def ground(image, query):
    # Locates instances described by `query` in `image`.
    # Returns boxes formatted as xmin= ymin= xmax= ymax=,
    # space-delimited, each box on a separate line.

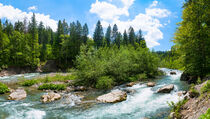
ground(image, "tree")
xmin=137 ymin=29 xmax=147 ymax=48
xmin=115 ymin=32 xmax=122 ymax=48
xmin=93 ymin=20 xmax=104 ymax=48
xmin=112 ymin=24 xmax=118 ymax=44
xmin=173 ymin=0 xmax=210 ymax=80
xmin=28 ymin=13 xmax=40 ymax=67
xmin=53 ymin=20 xmax=64 ymax=60
xmin=128 ymin=27 xmax=135 ymax=45
xmin=62 ymin=19 xmax=69 ymax=35
xmin=105 ymin=25 xmax=111 ymax=47
xmin=14 ymin=21 xmax=24 ymax=32
xmin=123 ymin=30 xmax=128 ymax=45
xmin=82 ymin=23 xmax=89 ymax=44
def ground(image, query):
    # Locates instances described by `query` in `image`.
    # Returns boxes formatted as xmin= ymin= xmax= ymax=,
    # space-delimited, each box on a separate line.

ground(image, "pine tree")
xmin=128 ymin=27 xmax=135 ymax=45
xmin=14 ymin=21 xmax=24 ymax=32
xmin=105 ymin=25 xmax=111 ymax=47
xmin=82 ymin=23 xmax=89 ymax=44
xmin=112 ymin=24 xmax=118 ymax=44
xmin=28 ymin=13 xmax=40 ymax=67
xmin=93 ymin=20 xmax=104 ymax=48
xmin=137 ymin=29 xmax=147 ymax=48
xmin=62 ymin=19 xmax=69 ymax=35
xmin=123 ymin=30 xmax=128 ymax=45
xmin=115 ymin=32 xmax=122 ymax=48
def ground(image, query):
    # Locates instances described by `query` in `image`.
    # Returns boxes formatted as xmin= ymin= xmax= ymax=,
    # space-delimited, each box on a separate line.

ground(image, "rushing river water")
xmin=0 ymin=68 xmax=189 ymax=119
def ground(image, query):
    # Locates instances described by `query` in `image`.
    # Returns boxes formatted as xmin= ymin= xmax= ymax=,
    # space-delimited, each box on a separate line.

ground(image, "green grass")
xmin=38 ymin=83 xmax=66 ymax=90
xmin=0 ymin=82 xmax=10 ymax=94
xmin=19 ymin=74 xmax=77 ymax=87
xmin=201 ymin=80 xmax=210 ymax=94
xmin=199 ymin=108 xmax=210 ymax=119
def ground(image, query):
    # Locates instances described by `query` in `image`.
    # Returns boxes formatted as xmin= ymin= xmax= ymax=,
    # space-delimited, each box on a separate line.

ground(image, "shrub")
xmin=38 ymin=83 xmax=66 ymax=90
xmin=201 ymin=80 xmax=210 ymax=94
xmin=96 ymin=76 xmax=114 ymax=89
xmin=136 ymin=73 xmax=147 ymax=80
xmin=21 ymin=79 xmax=37 ymax=86
xmin=199 ymin=108 xmax=210 ymax=119
xmin=168 ymin=99 xmax=188 ymax=119
xmin=75 ymin=45 xmax=159 ymax=87
xmin=0 ymin=82 xmax=10 ymax=94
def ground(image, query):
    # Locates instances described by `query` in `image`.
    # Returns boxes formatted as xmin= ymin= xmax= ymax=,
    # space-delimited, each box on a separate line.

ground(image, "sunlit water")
xmin=0 ymin=68 xmax=189 ymax=119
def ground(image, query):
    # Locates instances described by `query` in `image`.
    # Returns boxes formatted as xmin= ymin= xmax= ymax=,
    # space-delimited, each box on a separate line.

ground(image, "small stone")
xmin=97 ymin=90 xmax=127 ymax=103
xmin=157 ymin=84 xmax=174 ymax=93
xmin=126 ymin=82 xmax=136 ymax=87
xmin=147 ymin=82 xmax=156 ymax=87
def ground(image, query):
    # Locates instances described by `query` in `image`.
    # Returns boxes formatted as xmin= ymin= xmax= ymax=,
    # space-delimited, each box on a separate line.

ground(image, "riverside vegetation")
xmin=0 ymin=0 xmax=209 ymax=118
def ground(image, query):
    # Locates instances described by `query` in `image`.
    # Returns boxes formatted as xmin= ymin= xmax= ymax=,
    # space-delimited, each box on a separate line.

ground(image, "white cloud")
xmin=28 ymin=6 xmax=37 ymax=11
xmin=149 ymin=0 xmax=158 ymax=8
xmin=0 ymin=3 xmax=57 ymax=31
xmin=90 ymin=0 xmax=171 ymax=48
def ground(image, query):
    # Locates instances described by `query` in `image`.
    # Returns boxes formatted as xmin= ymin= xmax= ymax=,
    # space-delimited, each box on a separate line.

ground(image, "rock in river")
xmin=97 ymin=90 xmax=127 ymax=103
xmin=147 ymin=82 xmax=156 ymax=87
xmin=41 ymin=92 xmax=61 ymax=103
xmin=157 ymin=84 xmax=174 ymax=93
xmin=126 ymin=82 xmax=136 ymax=87
xmin=170 ymin=71 xmax=176 ymax=75
xmin=8 ymin=88 xmax=27 ymax=100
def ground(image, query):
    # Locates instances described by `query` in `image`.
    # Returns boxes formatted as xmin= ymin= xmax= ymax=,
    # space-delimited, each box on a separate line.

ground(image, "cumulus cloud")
xmin=0 ymin=3 xmax=57 ymax=31
xmin=90 ymin=0 xmax=171 ymax=48
xmin=28 ymin=6 xmax=37 ymax=11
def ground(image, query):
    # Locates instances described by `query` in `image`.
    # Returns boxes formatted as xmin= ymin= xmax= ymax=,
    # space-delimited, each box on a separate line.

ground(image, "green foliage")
xmin=38 ymin=83 xmax=66 ymax=90
xmin=75 ymin=45 xmax=159 ymax=87
xmin=93 ymin=20 xmax=104 ymax=48
xmin=173 ymin=0 xmax=210 ymax=79
xmin=201 ymin=80 xmax=210 ymax=94
xmin=190 ymin=84 xmax=200 ymax=97
xmin=0 ymin=82 xmax=10 ymax=94
xmin=199 ymin=108 xmax=210 ymax=119
xmin=168 ymin=99 xmax=188 ymax=119
xmin=21 ymin=79 xmax=37 ymax=86
xmin=96 ymin=76 xmax=114 ymax=89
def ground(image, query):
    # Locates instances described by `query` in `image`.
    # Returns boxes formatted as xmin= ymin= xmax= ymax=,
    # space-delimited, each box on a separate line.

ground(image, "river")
xmin=0 ymin=68 xmax=189 ymax=119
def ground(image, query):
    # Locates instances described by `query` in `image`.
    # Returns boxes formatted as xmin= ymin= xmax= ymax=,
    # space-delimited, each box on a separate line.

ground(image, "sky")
xmin=0 ymin=0 xmax=185 ymax=51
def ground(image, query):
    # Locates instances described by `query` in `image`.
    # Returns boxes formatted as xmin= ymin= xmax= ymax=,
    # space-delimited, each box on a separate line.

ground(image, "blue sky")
xmin=0 ymin=0 xmax=184 ymax=51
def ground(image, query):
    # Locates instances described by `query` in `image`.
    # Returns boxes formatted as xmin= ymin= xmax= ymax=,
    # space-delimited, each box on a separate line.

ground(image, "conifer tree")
xmin=112 ymin=24 xmax=118 ymax=44
xmin=93 ymin=20 xmax=104 ymax=48
xmin=105 ymin=25 xmax=111 ymax=47
xmin=82 ymin=23 xmax=89 ymax=44
xmin=123 ymin=30 xmax=128 ymax=45
xmin=128 ymin=27 xmax=135 ymax=45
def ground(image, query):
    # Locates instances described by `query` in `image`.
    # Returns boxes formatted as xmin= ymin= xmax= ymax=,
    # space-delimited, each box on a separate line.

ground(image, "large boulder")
xmin=157 ymin=84 xmax=174 ymax=93
xmin=41 ymin=60 xmax=58 ymax=72
xmin=147 ymin=82 xmax=156 ymax=87
xmin=97 ymin=90 xmax=127 ymax=103
xmin=8 ymin=88 xmax=27 ymax=100
xmin=41 ymin=92 xmax=61 ymax=103
xmin=180 ymin=72 xmax=198 ymax=84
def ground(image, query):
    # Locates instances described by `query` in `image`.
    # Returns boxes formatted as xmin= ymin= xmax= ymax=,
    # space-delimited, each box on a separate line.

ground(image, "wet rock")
xmin=124 ymin=89 xmax=136 ymax=94
xmin=41 ymin=92 xmax=61 ymax=103
xmin=188 ymin=90 xmax=199 ymax=98
xmin=169 ymin=112 xmax=176 ymax=119
xmin=177 ymin=91 xmax=187 ymax=96
xmin=97 ymin=90 xmax=127 ymax=103
xmin=126 ymin=82 xmax=136 ymax=87
xmin=8 ymin=88 xmax=27 ymax=100
xmin=74 ymin=86 xmax=87 ymax=91
xmin=170 ymin=71 xmax=176 ymax=75
xmin=147 ymin=82 xmax=156 ymax=87
xmin=157 ymin=84 xmax=174 ymax=93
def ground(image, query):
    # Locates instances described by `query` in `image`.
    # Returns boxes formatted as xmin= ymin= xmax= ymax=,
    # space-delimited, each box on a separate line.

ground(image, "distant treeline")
xmin=0 ymin=13 xmax=146 ymax=70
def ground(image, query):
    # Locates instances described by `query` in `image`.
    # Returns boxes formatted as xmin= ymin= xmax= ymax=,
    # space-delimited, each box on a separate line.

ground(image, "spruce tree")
xmin=112 ymin=24 xmax=118 ymax=44
xmin=28 ymin=13 xmax=40 ymax=67
xmin=93 ymin=20 xmax=104 ymax=48
xmin=123 ymin=30 xmax=128 ymax=45
xmin=82 ymin=23 xmax=89 ymax=44
xmin=105 ymin=25 xmax=111 ymax=47
xmin=128 ymin=27 xmax=135 ymax=45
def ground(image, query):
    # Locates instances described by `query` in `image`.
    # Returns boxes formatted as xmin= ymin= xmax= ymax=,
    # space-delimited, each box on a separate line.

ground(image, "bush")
xmin=21 ymin=79 xmax=37 ymax=86
xmin=168 ymin=99 xmax=188 ymax=119
xmin=75 ymin=45 xmax=159 ymax=87
xmin=0 ymin=82 xmax=10 ymax=94
xmin=199 ymin=108 xmax=210 ymax=119
xmin=201 ymin=80 xmax=210 ymax=94
xmin=96 ymin=76 xmax=114 ymax=89
xmin=38 ymin=83 xmax=66 ymax=90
